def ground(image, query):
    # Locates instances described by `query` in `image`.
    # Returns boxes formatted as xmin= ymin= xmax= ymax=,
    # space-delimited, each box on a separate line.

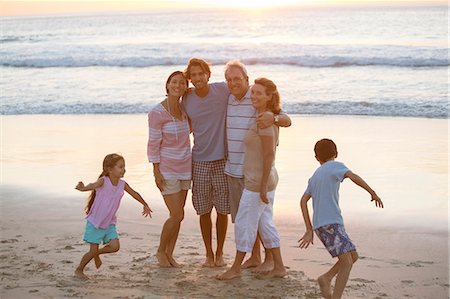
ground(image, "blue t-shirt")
xmin=182 ymin=82 xmax=229 ymax=162
xmin=305 ymin=160 xmax=350 ymax=229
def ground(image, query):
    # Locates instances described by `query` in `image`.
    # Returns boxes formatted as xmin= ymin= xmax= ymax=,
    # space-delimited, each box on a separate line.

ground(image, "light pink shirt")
xmin=86 ymin=176 xmax=125 ymax=229
xmin=147 ymin=103 xmax=191 ymax=180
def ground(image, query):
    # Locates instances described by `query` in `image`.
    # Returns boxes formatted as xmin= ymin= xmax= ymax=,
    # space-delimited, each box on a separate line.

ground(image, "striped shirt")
xmin=147 ymin=103 xmax=192 ymax=180
xmin=225 ymin=89 xmax=256 ymax=178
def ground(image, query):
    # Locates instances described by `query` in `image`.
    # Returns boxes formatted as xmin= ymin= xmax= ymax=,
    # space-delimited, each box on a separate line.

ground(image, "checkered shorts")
xmin=315 ymin=223 xmax=356 ymax=258
xmin=192 ymin=159 xmax=230 ymax=215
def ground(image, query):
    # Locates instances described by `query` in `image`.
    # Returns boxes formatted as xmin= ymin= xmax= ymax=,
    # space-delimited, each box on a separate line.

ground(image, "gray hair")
xmin=224 ymin=60 xmax=248 ymax=79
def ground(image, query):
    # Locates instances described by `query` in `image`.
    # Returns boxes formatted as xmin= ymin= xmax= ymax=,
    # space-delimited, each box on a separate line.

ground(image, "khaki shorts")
xmin=161 ymin=179 xmax=191 ymax=195
xmin=227 ymin=175 xmax=244 ymax=223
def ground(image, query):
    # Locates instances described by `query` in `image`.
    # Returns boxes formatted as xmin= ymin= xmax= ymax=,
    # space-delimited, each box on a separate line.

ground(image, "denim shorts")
xmin=315 ymin=223 xmax=356 ymax=258
xmin=83 ymin=221 xmax=118 ymax=245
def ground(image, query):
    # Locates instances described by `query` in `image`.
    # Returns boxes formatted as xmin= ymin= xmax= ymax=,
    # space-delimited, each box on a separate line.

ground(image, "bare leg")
xmin=261 ymin=247 xmax=287 ymax=278
xmin=331 ymin=252 xmax=358 ymax=299
xmin=242 ymin=233 xmax=262 ymax=269
xmin=216 ymin=251 xmax=246 ymax=280
xmin=74 ymin=243 xmax=99 ymax=280
xmin=319 ymin=251 xmax=358 ymax=299
xmin=200 ymin=212 xmax=215 ymax=267
xmin=215 ymin=212 xmax=228 ymax=267
xmin=162 ymin=191 xmax=187 ymax=268
xmin=252 ymin=247 xmax=274 ymax=273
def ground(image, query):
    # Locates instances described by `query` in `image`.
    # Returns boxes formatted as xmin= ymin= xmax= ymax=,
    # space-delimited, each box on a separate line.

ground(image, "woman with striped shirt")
xmin=147 ymin=71 xmax=191 ymax=268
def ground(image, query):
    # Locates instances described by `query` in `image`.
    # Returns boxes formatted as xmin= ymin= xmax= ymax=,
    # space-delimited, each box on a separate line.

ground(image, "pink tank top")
xmin=86 ymin=176 xmax=125 ymax=229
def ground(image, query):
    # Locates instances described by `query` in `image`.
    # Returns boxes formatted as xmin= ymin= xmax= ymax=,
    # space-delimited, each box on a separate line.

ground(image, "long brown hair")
xmin=85 ymin=153 xmax=124 ymax=215
xmin=254 ymin=77 xmax=281 ymax=114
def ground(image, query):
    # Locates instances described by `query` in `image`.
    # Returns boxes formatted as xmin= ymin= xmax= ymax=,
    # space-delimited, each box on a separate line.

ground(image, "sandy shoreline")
xmin=1 ymin=114 xmax=448 ymax=298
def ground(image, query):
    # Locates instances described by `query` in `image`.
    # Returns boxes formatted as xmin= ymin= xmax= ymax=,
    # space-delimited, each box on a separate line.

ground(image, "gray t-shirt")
xmin=182 ymin=82 xmax=229 ymax=162
xmin=305 ymin=160 xmax=350 ymax=229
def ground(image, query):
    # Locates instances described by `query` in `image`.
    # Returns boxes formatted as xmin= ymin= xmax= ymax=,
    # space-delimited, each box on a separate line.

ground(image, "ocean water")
xmin=0 ymin=5 xmax=448 ymax=117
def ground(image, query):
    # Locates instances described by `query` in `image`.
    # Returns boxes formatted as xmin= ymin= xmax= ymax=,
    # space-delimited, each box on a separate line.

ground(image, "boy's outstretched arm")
xmin=124 ymin=183 xmax=153 ymax=218
xmin=345 ymin=171 xmax=384 ymax=208
xmin=298 ymin=193 xmax=314 ymax=248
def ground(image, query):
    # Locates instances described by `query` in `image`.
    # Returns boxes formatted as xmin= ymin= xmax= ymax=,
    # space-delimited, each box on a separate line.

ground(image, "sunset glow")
xmin=0 ymin=0 xmax=445 ymax=17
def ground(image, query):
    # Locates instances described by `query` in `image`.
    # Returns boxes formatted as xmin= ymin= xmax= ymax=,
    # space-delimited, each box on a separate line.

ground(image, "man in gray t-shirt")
xmin=182 ymin=58 xmax=230 ymax=267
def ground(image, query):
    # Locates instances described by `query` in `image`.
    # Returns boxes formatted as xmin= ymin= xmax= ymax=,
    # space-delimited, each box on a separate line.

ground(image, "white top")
xmin=225 ymin=89 xmax=256 ymax=178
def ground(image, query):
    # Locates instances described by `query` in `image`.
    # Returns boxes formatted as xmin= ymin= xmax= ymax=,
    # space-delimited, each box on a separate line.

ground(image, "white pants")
xmin=234 ymin=189 xmax=280 ymax=253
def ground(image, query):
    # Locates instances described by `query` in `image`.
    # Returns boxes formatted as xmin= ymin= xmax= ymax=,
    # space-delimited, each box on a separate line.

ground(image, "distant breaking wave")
xmin=2 ymin=100 xmax=447 ymax=118
xmin=1 ymin=55 xmax=448 ymax=68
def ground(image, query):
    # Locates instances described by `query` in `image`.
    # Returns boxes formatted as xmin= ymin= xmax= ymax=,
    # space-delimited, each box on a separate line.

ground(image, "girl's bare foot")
xmin=252 ymin=260 xmax=274 ymax=273
xmin=216 ymin=268 xmax=241 ymax=280
xmin=318 ymin=275 xmax=332 ymax=299
xmin=156 ymin=252 xmax=172 ymax=267
xmin=94 ymin=255 xmax=102 ymax=269
xmin=215 ymin=255 xmax=226 ymax=267
xmin=242 ymin=256 xmax=261 ymax=269
xmin=74 ymin=269 xmax=89 ymax=280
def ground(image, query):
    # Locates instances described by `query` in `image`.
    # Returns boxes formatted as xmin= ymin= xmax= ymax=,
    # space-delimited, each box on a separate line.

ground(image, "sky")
xmin=0 ymin=0 xmax=446 ymax=17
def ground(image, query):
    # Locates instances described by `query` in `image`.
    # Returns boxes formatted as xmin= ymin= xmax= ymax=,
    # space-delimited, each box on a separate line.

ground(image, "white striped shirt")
xmin=225 ymin=90 xmax=256 ymax=178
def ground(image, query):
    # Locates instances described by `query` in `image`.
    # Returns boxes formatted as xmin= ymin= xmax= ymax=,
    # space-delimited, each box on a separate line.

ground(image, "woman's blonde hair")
xmin=254 ymin=77 xmax=281 ymax=114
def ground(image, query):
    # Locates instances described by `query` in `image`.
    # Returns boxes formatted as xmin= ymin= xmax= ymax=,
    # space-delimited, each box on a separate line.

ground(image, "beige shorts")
xmin=161 ymin=179 xmax=191 ymax=195
xmin=227 ymin=175 xmax=244 ymax=223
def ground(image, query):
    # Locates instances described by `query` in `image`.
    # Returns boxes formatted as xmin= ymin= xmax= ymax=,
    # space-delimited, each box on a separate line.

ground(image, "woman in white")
xmin=217 ymin=77 xmax=287 ymax=280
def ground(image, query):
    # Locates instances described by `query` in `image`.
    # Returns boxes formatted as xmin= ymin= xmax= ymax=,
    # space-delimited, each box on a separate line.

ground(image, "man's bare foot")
xmin=74 ymin=269 xmax=89 ymax=280
xmin=202 ymin=255 xmax=215 ymax=268
xmin=252 ymin=260 xmax=274 ymax=273
xmin=215 ymin=255 xmax=226 ymax=267
xmin=216 ymin=268 xmax=241 ymax=280
xmin=94 ymin=255 xmax=102 ymax=269
xmin=242 ymin=256 xmax=261 ymax=269
xmin=318 ymin=275 xmax=332 ymax=299
xmin=258 ymin=267 xmax=288 ymax=279
xmin=156 ymin=252 xmax=172 ymax=268
xmin=167 ymin=256 xmax=183 ymax=268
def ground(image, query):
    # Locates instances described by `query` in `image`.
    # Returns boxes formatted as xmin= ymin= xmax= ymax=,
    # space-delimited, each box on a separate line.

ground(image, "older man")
xmin=224 ymin=60 xmax=291 ymax=272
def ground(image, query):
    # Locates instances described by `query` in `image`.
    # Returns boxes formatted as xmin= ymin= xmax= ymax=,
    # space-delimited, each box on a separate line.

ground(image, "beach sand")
xmin=1 ymin=114 xmax=448 ymax=298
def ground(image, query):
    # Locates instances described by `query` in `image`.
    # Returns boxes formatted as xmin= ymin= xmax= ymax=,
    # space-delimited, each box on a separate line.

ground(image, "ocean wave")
xmin=2 ymin=100 xmax=447 ymax=118
xmin=1 ymin=55 xmax=448 ymax=68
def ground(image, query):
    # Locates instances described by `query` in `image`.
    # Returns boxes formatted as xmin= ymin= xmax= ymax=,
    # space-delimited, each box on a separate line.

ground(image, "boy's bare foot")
xmin=167 ymin=256 xmax=183 ymax=268
xmin=156 ymin=252 xmax=172 ymax=268
xmin=202 ymin=255 xmax=215 ymax=268
xmin=74 ymin=269 xmax=89 ymax=280
xmin=94 ymin=255 xmax=102 ymax=269
xmin=318 ymin=275 xmax=332 ymax=299
xmin=252 ymin=260 xmax=274 ymax=273
xmin=216 ymin=268 xmax=241 ymax=280
xmin=242 ymin=256 xmax=261 ymax=269
xmin=215 ymin=255 xmax=226 ymax=267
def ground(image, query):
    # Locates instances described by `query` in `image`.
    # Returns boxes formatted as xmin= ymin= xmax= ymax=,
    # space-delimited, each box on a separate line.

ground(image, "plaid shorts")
xmin=315 ymin=223 xmax=356 ymax=258
xmin=192 ymin=159 xmax=230 ymax=215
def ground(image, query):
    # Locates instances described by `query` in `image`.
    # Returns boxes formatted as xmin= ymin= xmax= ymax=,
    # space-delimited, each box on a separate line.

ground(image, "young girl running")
xmin=74 ymin=153 xmax=152 ymax=280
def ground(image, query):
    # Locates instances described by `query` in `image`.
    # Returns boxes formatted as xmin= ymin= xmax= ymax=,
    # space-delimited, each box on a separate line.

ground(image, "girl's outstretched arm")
xmin=124 ymin=183 xmax=153 ymax=218
xmin=75 ymin=177 xmax=104 ymax=192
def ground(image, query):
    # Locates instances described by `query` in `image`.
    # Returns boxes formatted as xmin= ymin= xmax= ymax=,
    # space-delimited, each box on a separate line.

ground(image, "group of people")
xmin=74 ymin=58 xmax=383 ymax=299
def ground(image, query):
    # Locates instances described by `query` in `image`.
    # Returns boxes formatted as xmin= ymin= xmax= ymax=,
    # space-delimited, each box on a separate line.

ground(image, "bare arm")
xmin=152 ymin=163 xmax=164 ymax=192
xmin=298 ymin=193 xmax=314 ymax=248
xmin=124 ymin=183 xmax=153 ymax=218
xmin=75 ymin=177 xmax=104 ymax=192
xmin=257 ymin=111 xmax=292 ymax=129
xmin=345 ymin=171 xmax=384 ymax=208
xmin=259 ymin=134 xmax=276 ymax=204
